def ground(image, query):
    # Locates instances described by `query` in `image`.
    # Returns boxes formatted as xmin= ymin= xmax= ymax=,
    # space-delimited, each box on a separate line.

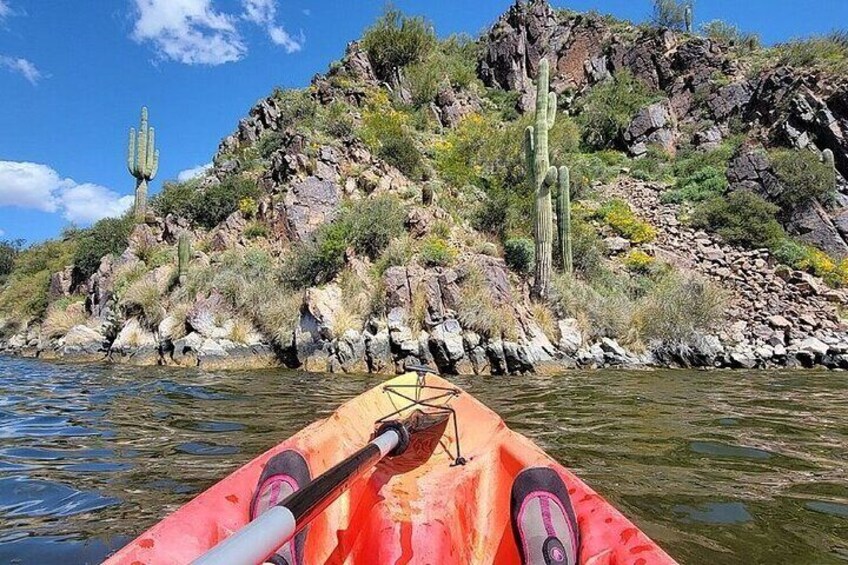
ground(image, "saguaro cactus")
xmin=526 ymin=59 xmax=560 ymax=300
xmin=128 ymin=107 xmax=159 ymax=221
xmin=823 ymin=148 xmax=837 ymax=190
xmin=684 ymin=5 xmax=693 ymax=33
xmin=178 ymin=232 xmax=190 ymax=286
xmin=557 ymin=166 xmax=573 ymax=275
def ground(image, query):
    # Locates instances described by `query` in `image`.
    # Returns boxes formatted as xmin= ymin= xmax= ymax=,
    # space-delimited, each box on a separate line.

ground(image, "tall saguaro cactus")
xmin=526 ymin=59 xmax=561 ymax=300
xmin=128 ymin=107 xmax=159 ymax=221
xmin=823 ymin=148 xmax=838 ymax=192
xmin=684 ymin=5 xmax=693 ymax=33
xmin=178 ymin=232 xmax=190 ymax=286
xmin=557 ymin=166 xmax=573 ymax=275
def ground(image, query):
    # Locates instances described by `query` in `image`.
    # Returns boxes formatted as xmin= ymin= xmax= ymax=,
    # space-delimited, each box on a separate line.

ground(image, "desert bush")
xmin=651 ymin=0 xmax=692 ymax=31
xmin=634 ymin=272 xmax=726 ymax=343
xmin=772 ymin=238 xmax=848 ymax=287
xmin=191 ymin=175 xmax=261 ymax=229
xmin=770 ymin=148 xmax=835 ymax=210
xmin=319 ymin=101 xmax=355 ymax=138
xmin=255 ymin=289 xmax=303 ymax=347
xmin=623 ymin=249 xmax=656 ymax=273
xmin=595 ymin=199 xmax=657 ymax=243
xmin=661 ymin=165 xmax=727 ymax=204
xmin=270 ymin=88 xmax=318 ymax=131
xmin=238 ymin=197 xmax=258 ymax=218
xmin=407 ymin=35 xmax=481 ymax=106
xmin=73 ymin=215 xmax=135 ymax=280
xmin=774 ymin=31 xmax=848 ymax=75
xmin=360 ymin=91 xmax=422 ymax=178
xmin=152 ymin=179 xmax=196 ymax=219
xmin=571 ymin=216 xmax=606 ymax=277
xmin=701 ymin=20 xmax=760 ymax=52
xmin=457 ymin=267 xmax=515 ymax=338
xmin=577 ymin=71 xmax=660 ymax=150
xmin=503 ymin=238 xmax=535 ymax=276
xmin=361 ymin=8 xmax=436 ymax=82
xmin=375 ymin=235 xmax=414 ymax=275
xmin=244 ymin=222 xmax=270 ymax=240
xmin=692 ymin=190 xmax=784 ymax=248
xmin=550 ymin=273 xmax=634 ymax=341
xmin=42 ymin=300 xmax=87 ymax=339
xmin=256 ymin=131 xmax=286 ymax=159
xmin=120 ymin=275 xmax=166 ymax=330
xmin=283 ymin=196 xmax=406 ymax=287
xmin=0 ymin=239 xmax=23 ymax=283
xmin=420 ymin=236 xmax=457 ymax=267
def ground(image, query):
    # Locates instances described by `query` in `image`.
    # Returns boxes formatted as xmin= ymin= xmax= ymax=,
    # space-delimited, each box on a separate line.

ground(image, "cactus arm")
xmin=545 ymin=166 xmax=558 ymax=187
xmin=557 ymin=166 xmax=572 ymax=275
xmin=178 ymin=232 xmax=191 ymax=285
xmin=128 ymin=128 xmax=136 ymax=175
xmin=137 ymin=123 xmax=148 ymax=179
xmin=547 ymin=91 xmax=557 ymax=130
xmin=525 ymin=125 xmax=535 ymax=177
xmin=144 ymin=127 xmax=155 ymax=178
xmin=150 ymin=149 xmax=160 ymax=180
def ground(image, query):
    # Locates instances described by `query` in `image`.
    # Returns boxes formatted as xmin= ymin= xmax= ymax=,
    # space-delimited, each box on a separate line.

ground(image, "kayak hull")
xmin=106 ymin=374 xmax=677 ymax=564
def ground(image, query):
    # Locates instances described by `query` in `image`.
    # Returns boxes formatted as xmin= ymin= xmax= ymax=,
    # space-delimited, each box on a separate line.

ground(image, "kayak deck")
xmin=107 ymin=373 xmax=677 ymax=564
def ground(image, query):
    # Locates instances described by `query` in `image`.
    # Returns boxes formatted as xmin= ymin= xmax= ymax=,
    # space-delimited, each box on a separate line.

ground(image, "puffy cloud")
xmin=131 ymin=0 xmax=246 ymax=65
xmin=0 ymin=1 xmax=10 ymax=20
xmin=176 ymin=162 xmax=212 ymax=182
xmin=242 ymin=0 xmax=303 ymax=53
xmin=0 ymin=56 xmax=42 ymax=84
xmin=0 ymin=161 xmax=132 ymax=225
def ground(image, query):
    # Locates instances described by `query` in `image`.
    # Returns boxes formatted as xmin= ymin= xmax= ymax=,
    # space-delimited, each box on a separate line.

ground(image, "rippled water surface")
xmin=0 ymin=357 xmax=846 ymax=564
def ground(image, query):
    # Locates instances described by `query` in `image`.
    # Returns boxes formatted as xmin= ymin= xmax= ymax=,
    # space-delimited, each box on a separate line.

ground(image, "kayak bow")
xmin=106 ymin=372 xmax=677 ymax=564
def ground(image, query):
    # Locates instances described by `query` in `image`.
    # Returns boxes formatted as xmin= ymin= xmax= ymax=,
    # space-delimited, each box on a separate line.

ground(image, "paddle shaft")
xmin=193 ymin=430 xmax=400 ymax=565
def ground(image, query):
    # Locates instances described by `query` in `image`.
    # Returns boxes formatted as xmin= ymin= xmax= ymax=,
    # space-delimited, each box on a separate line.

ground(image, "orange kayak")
xmin=106 ymin=373 xmax=677 ymax=564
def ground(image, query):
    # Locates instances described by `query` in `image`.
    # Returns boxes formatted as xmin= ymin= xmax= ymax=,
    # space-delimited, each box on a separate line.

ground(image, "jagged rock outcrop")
xmin=623 ymin=100 xmax=676 ymax=157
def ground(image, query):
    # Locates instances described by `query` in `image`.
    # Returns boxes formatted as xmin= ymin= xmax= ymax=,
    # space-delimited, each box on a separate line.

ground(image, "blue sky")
xmin=1 ymin=0 xmax=846 ymax=243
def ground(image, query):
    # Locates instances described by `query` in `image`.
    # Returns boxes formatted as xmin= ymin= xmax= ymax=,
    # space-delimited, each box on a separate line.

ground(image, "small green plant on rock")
xmin=420 ymin=236 xmax=457 ymax=267
xmin=503 ymin=238 xmax=535 ymax=276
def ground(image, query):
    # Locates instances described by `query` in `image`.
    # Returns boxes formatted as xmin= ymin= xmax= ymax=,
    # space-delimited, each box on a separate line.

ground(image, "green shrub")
xmin=661 ymin=165 xmax=727 ymax=204
xmin=550 ymin=273 xmax=634 ymax=340
xmin=73 ymin=215 xmax=135 ymax=280
xmin=772 ymin=238 xmax=848 ymax=287
xmin=283 ymin=196 xmax=406 ymax=288
xmin=270 ymin=88 xmax=318 ymax=131
xmin=701 ymin=20 xmax=760 ymax=52
xmin=692 ymin=190 xmax=784 ymax=248
xmin=360 ymin=91 xmax=422 ymax=178
xmin=244 ymin=222 xmax=270 ymax=240
xmin=152 ymin=180 xmax=196 ymax=219
xmin=319 ymin=101 xmax=355 ymax=138
xmin=770 ymin=148 xmax=835 ymax=210
xmin=650 ymin=0 xmax=692 ymax=31
xmin=375 ymin=235 xmax=414 ymax=274
xmin=256 ymin=131 xmax=286 ymax=159
xmin=571 ymin=216 xmax=606 ymax=277
xmin=420 ymin=236 xmax=457 ymax=267
xmin=623 ymin=249 xmax=656 ymax=273
xmin=595 ymin=199 xmax=657 ymax=243
xmin=503 ymin=238 xmax=535 ymax=276
xmin=635 ymin=271 xmax=725 ymax=343
xmin=0 ymin=238 xmax=78 ymax=319
xmin=407 ymin=34 xmax=479 ymax=106
xmin=773 ymin=31 xmax=848 ymax=75
xmin=191 ymin=175 xmax=261 ymax=229
xmin=577 ymin=71 xmax=661 ymax=149
xmin=361 ymin=8 xmax=436 ymax=82
xmin=0 ymin=239 xmax=23 ymax=283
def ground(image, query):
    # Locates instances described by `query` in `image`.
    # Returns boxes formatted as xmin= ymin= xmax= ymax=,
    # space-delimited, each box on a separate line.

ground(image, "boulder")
xmin=283 ymin=177 xmax=341 ymax=242
xmin=110 ymin=318 xmax=159 ymax=365
xmin=623 ymin=100 xmax=676 ymax=157
xmin=557 ymin=318 xmax=583 ymax=355
xmin=428 ymin=319 xmax=465 ymax=372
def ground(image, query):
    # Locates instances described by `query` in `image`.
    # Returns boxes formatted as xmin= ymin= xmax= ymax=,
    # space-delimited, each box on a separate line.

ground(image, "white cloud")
xmin=131 ymin=0 xmax=246 ymax=65
xmin=0 ymin=56 xmax=42 ymax=84
xmin=177 ymin=162 xmax=212 ymax=182
xmin=302 ymin=8 xmax=310 ymax=17
xmin=242 ymin=0 xmax=303 ymax=53
xmin=0 ymin=1 xmax=11 ymax=20
xmin=0 ymin=161 xmax=132 ymax=225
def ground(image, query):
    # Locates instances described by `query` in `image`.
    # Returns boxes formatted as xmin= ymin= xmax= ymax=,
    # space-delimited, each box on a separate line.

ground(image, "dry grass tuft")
xmin=42 ymin=300 xmax=87 ymax=339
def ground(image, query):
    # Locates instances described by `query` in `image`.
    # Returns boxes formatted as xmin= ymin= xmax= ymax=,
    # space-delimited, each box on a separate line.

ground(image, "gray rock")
xmin=623 ymin=100 xmax=676 ymax=157
xmin=283 ymin=177 xmax=341 ymax=242
xmin=604 ymin=236 xmax=631 ymax=254
xmin=557 ymin=318 xmax=583 ymax=355
xmin=429 ymin=320 xmax=465 ymax=371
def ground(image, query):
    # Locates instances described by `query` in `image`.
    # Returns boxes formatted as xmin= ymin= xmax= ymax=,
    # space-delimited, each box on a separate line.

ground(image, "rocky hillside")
xmin=2 ymin=0 xmax=848 ymax=374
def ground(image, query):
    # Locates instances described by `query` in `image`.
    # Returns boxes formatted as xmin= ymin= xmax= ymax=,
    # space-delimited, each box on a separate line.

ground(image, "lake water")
xmin=0 ymin=357 xmax=845 ymax=564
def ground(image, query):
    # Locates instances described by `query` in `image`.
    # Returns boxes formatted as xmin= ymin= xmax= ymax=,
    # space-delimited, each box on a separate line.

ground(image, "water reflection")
xmin=0 ymin=359 xmax=845 ymax=564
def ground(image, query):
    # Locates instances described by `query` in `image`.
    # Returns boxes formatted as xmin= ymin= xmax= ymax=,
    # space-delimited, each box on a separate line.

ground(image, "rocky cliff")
xmin=3 ymin=0 xmax=848 ymax=373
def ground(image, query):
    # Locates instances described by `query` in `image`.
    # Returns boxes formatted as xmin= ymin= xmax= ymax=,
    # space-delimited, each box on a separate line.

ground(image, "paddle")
xmin=192 ymin=408 xmax=450 ymax=565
